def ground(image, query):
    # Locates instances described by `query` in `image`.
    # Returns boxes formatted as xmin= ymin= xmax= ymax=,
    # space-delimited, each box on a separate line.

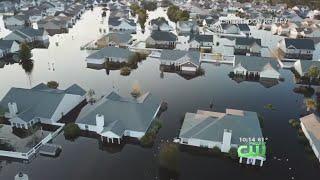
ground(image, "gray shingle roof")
xmin=0 ymin=83 xmax=85 ymax=122
xmin=284 ymin=38 xmax=315 ymax=50
xmin=76 ymin=91 xmax=161 ymax=136
xmin=104 ymin=32 xmax=132 ymax=44
xmin=149 ymin=31 xmax=177 ymax=41
xmin=86 ymin=47 xmax=135 ymax=62
xmin=108 ymin=17 xmax=135 ymax=27
xmin=160 ymin=49 xmax=200 ymax=66
xmin=235 ymin=37 xmax=261 ymax=46
xmin=0 ymin=40 xmax=16 ymax=50
xmin=300 ymin=113 xmax=320 ymax=157
xmin=179 ymin=110 xmax=263 ymax=145
xmin=234 ymin=55 xmax=280 ymax=72
xmin=150 ymin=17 xmax=168 ymax=26
xmin=189 ymin=34 xmax=213 ymax=43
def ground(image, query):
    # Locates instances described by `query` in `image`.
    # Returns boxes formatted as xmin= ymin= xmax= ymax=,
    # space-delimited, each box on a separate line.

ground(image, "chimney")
xmin=8 ymin=102 xmax=18 ymax=117
xmin=221 ymin=129 xmax=232 ymax=153
xmin=96 ymin=114 xmax=104 ymax=133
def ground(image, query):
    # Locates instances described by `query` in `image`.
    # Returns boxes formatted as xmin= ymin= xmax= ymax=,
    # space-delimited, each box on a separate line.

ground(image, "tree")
xmin=159 ymin=142 xmax=180 ymax=172
xmin=131 ymin=82 xmax=142 ymax=98
xmin=47 ymin=81 xmax=59 ymax=89
xmin=19 ymin=43 xmax=32 ymax=61
xmin=308 ymin=66 xmax=319 ymax=86
xmin=141 ymin=1 xmax=157 ymax=11
xmin=64 ymin=123 xmax=81 ymax=139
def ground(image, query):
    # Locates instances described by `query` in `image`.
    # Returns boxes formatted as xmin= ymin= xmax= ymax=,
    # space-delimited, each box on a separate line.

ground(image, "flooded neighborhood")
xmin=1 ymin=0 xmax=320 ymax=180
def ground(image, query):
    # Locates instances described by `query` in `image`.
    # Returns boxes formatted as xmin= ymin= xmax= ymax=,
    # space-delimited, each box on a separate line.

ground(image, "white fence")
xmin=0 ymin=125 xmax=64 ymax=160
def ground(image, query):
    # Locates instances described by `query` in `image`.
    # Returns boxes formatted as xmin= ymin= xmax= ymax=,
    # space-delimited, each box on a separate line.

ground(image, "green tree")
xmin=64 ymin=123 xmax=81 ymax=139
xmin=19 ymin=43 xmax=32 ymax=61
xmin=159 ymin=142 xmax=180 ymax=172
xmin=47 ymin=81 xmax=59 ymax=89
xmin=308 ymin=66 xmax=319 ymax=86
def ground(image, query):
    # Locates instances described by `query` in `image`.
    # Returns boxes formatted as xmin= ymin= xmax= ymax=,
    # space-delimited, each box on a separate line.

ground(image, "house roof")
xmin=284 ymin=38 xmax=315 ymax=50
xmin=235 ymin=37 xmax=261 ymax=46
xmin=149 ymin=31 xmax=177 ymax=41
xmin=160 ymin=49 xmax=200 ymax=66
xmin=300 ymin=113 xmax=320 ymax=156
xmin=189 ymin=34 xmax=213 ymax=43
xmin=296 ymin=60 xmax=320 ymax=75
xmin=179 ymin=109 xmax=263 ymax=145
xmin=76 ymin=91 xmax=161 ymax=136
xmin=86 ymin=47 xmax=135 ymax=61
xmin=237 ymin=24 xmax=250 ymax=31
xmin=108 ymin=17 xmax=135 ymax=27
xmin=0 ymin=40 xmax=16 ymax=50
xmin=99 ymin=32 xmax=132 ymax=44
xmin=150 ymin=17 xmax=169 ymax=26
xmin=234 ymin=55 xmax=280 ymax=72
xmin=0 ymin=83 xmax=85 ymax=122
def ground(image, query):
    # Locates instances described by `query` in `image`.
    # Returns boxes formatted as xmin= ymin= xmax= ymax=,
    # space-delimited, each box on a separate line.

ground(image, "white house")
xmin=149 ymin=18 xmax=173 ymax=31
xmin=234 ymin=37 xmax=262 ymax=56
xmin=176 ymin=20 xmax=199 ymax=35
xmin=188 ymin=34 xmax=213 ymax=51
xmin=293 ymin=60 xmax=320 ymax=77
xmin=233 ymin=56 xmax=281 ymax=79
xmin=75 ymin=91 xmax=161 ymax=144
xmin=300 ymin=113 xmax=320 ymax=163
xmin=0 ymin=83 xmax=86 ymax=129
xmin=109 ymin=17 xmax=136 ymax=34
xmin=4 ymin=27 xmax=49 ymax=44
xmin=177 ymin=108 xmax=265 ymax=166
xmin=278 ymin=38 xmax=315 ymax=60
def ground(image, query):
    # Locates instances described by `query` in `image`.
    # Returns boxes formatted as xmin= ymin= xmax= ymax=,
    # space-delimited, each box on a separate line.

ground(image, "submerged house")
xmin=3 ymin=15 xmax=28 ymax=30
xmin=233 ymin=56 xmax=281 ymax=79
xmin=300 ymin=113 xmax=320 ymax=162
xmin=177 ymin=108 xmax=265 ymax=166
xmin=3 ymin=27 xmax=49 ymax=44
xmin=149 ymin=17 xmax=173 ymax=31
xmin=293 ymin=60 xmax=320 ymax=77
xmin=176 ymin=20 xmax=199 ymax=35
xmin=146 ymin=31 xmax=177 ymax=49
xmin=0 ymin=40 xmax=20 ymax=59
xmin=0 ymin=83 xmax=86 ymax=129
xmin=108 ymin=17 xmax=136 ymax=34
xmin=86 ymin=46 xmax=135 ymax=66
xmin=188 ymin=34 xmax=213 ymax=52
xmin=159 ymin=49 xmax=200 ymax=74
xmin=234 ymin=37 xmax=262 ymax=56
xmin=75 ymin=91 xmax=161 ymax=143
xmin=278 ymin=38 xmax=315 ymax=60
xmin=95 ymin=32 xmax=132 ymax=49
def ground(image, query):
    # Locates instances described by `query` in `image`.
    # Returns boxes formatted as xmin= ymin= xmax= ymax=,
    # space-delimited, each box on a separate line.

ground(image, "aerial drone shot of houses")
xmin=1 ymin=0 xmax=320 ymax=179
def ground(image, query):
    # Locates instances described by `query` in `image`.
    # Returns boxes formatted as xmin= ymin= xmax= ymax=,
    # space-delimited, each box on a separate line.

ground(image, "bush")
xmin=293 ymin=86 xmax=314 ymax=97
xmin=64 ymin=123 xmax=81 ymax=139
xmin=212 ymin=146 xmax=221 ymax=154
xmin=47 ymin=81 xmax=59 ymax=89
xmin=167 ymin=5 xmax=189 ymax=22
xmin=228 ymin=147 xmax=238 ymax=160
xmin=141 ymin=1 xmax=157 ymax=11
xmin=264 ymin=104 xmax=275 ymax=110
xmin=140 ymin=121 xmax=162 ymax=147
xmin=289 ymin=119 xmax=300 ymax=128
xmin=159 ymin=142 xmax=180 ymax=172
xmin=120 ymin=66 xmax=131 ymax=76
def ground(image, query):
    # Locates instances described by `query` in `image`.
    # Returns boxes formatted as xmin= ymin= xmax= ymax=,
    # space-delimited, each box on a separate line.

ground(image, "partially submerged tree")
xmin=64 ymin=123 xmax=81 ymax=140
xmin=308 ymin=66 xmax=320 ymax=86
xmin=159 ymin=142 xmax=180 ymax=172
xmin=47 ymin=81 xmax=59 ymax=89
xmin=86 ymin=89 xmax=97 ymax=104
xmin=131 ymin=82 xmax=142 ymax=98
xmin=19 ymin=42 xmax=32 ymax=61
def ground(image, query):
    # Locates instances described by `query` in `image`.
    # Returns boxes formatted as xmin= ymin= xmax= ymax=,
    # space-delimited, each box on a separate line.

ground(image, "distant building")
xmin=86 ymin=46 xmax=135 ymax=66
xmin=0 ymin=83 xmax=86 ymax=129
xmin=108 ymin=17 xmax=136 ymax=34
xmin=176 ymin=20 xmax=199 ymax=35
xmin=149 ymin=18 xmax=173 ymax=31
xmin=159 ymin=49 xmax=201 ymax=74
xmin=234 ymin=37 xmax=262 ymax=56
xmin=3 ymin=27 xmax=49 ymax=44
xmin=0 ymin=40 xmax=20 ymax=59
xmin=300 ymin=113 xmax=320 ymax=162
xmin=95 ymin=32 xmax=133 ymax=49
xmin=177 ymin=108 xmax=265 ymax=166
xmin=75 ymin=91 xmax=161 ymax=143
xmin=233 ymin=55 xmax=281 ymax=79
xmin=278 ymin=38 xmax=315 ymax=60
xmin=293 ymin=60 xmax=320 ymax=77
xmin=146 ymin=31 xmax=177 ymax=49
xmin=188 ymin=34 xmax=213 ymax=52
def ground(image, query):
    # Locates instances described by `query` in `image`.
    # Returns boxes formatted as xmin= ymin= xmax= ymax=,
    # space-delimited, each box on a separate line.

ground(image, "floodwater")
xmin=0 ymin=7 xmax=320 ymax=180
